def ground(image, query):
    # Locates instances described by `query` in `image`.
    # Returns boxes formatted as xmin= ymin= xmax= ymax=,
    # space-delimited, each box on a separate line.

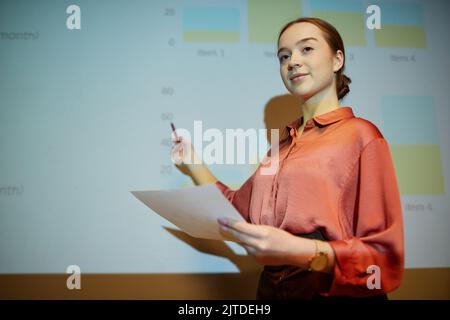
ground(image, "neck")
xmin=300 ymin=83 xmax=340 ymax=125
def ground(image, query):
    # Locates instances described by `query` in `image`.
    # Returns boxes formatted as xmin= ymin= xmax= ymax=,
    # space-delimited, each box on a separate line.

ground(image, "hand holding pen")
xmin=170 ymin=122 xmax=198 ymax=170
xmin=170 ymin=122 xmax=218 ymax=185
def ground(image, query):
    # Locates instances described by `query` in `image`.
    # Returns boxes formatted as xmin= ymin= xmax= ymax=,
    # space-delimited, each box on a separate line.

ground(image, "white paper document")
xmin=131 ymin=184 xmax=244 ymax=240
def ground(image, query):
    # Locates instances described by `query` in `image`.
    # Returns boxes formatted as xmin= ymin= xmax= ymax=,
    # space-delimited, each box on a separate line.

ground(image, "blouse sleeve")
xmin=326 ymin=138 xmax=405 ymax=297
xmin=215 ymin=174 xmax=255 ymax=223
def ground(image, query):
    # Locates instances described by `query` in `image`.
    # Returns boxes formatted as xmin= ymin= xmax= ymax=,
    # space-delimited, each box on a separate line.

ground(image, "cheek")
xmin=280 ymin=66 xmax=289 ymax=84
xmin=280 ymin=65 xmax=287 ymax=78
xmin=311 ymin=61 xmax=334 ymax=83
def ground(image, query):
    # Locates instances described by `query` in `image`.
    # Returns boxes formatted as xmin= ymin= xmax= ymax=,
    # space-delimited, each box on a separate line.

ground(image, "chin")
xmin=289 ymin=87 xmax=314 ymax=100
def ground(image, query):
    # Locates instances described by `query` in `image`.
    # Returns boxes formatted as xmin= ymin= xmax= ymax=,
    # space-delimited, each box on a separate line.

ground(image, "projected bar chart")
xmin=182 ymin=6 xmax=240 ymax=42
xmin=247 ymin=0 xmax=302 ymax=43
xmin=374 ymin=2 xmax=427 ymax=48
xmin=310 ymin=0 xmax=366 ymax=47
xmin=381 ymin=96 xmax=445 ymax=195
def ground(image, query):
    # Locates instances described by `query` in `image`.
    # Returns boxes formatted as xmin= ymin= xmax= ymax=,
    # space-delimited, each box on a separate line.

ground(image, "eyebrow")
xmin=277 ymin=37 xmax=319 ymax=56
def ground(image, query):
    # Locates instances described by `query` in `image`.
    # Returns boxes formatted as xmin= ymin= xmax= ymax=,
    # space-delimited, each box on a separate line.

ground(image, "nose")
xmin=287 ymin=51 xmax=302 ymax=70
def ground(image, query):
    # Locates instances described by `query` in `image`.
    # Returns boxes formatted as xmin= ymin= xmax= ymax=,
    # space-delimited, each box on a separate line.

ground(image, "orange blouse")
xmin=215 ymin=106 xmax=404 ymax=297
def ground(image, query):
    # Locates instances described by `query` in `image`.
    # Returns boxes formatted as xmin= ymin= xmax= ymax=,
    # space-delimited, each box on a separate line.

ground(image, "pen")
xmin=170 ymin=122 xmax=181 ymax=143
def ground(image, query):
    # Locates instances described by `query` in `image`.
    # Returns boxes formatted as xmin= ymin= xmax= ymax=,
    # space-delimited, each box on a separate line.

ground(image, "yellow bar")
xmin=375 ymin=25 xmax=426 ymax=48
xmin=183 ymin=31 xmax=240 ymax=42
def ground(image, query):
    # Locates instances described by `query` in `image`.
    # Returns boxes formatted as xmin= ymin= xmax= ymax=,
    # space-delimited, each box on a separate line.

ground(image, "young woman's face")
xmin=277 ymin=22 xmax=343 ymax=100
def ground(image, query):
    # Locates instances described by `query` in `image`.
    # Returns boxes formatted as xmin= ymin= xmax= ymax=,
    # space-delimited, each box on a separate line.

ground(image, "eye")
xmin=278 ymin=54 xmax=290 ymax=63
xmin=302 ymin=46 xmax=313 ymax=54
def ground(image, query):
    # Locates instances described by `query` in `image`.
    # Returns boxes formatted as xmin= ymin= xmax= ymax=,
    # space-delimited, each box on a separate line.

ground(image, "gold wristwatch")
xmin=308 ymin=240 xmax=328 ymax=272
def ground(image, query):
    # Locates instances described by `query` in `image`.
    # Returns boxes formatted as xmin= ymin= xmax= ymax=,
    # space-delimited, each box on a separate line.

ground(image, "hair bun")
xmin=337 ymin=74 xmax=351 ymax=100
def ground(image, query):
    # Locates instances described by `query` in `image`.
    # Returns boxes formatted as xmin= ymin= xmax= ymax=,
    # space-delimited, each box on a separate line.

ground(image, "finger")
xmin=171 ymin=134 xmax=183 ymax=144
xmin=219 ymin=224 xmax=259 ymax=247
xmin=173 ymin=144 xmax=184 ymax=156
xmin=170 ymin=148 xmax=183 ymax=165
xmin=241 ymin=244 xmax=257 ymax=255
xmin=219 ymin=227 xmax=239 ymax=242
xmin=173 ymin=142 xmax=184 ymax=151
xmin=218 ymin=218 xmax=264 ymax=238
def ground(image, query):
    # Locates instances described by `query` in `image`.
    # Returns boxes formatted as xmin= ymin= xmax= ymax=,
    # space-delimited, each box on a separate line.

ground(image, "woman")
xmin=171 ymin=17 xmax=404 ymax=299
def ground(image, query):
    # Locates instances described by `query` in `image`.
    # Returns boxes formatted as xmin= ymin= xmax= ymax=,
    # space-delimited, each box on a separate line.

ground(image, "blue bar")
xmin=381 ymin=96 xmax=439 ymax=144
xmin=183 ymin=6 xmax=240 ymax=31
xmin=376 ymin=2 xmax=424 ymax=25
xmin=310 ymin=0 xmax=363 ymax=13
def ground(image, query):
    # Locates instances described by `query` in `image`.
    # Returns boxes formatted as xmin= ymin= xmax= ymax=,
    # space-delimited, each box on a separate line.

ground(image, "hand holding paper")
xmin=131 ymin=184 xmax=244 ymax=240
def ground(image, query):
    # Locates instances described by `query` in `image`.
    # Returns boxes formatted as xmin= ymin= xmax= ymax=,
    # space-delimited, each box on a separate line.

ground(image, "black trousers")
xmin=255 ymin=230 xmax=388 ymax=300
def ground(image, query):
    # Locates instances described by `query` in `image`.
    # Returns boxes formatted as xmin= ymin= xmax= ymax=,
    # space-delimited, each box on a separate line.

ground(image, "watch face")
xmin=310 ymin=253 xmax=328 ymax=272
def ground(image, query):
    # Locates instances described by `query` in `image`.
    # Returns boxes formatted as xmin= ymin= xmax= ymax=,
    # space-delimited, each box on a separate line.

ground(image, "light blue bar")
xmin=183 ymin=6 xmax=240 ymax=31
xmin=310 ymin=0 xmax=363 ymax=13
xmin=376 ymin=2 xmax=424 ymax=25
xmin=381 ymin=96 xmax=439 ymax=144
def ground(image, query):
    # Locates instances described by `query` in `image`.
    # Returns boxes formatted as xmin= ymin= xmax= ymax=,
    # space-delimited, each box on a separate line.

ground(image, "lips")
xmin=289 ymin=73 xmax=309 ymax=81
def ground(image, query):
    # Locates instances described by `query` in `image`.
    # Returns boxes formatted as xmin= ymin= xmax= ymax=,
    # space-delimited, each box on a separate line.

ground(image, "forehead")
xmin=278 ymin=22 xmax=324 ymax=47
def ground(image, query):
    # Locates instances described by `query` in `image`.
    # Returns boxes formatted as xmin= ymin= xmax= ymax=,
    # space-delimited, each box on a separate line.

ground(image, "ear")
xmin=333 ymin=50 xmax=344 ymax=73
